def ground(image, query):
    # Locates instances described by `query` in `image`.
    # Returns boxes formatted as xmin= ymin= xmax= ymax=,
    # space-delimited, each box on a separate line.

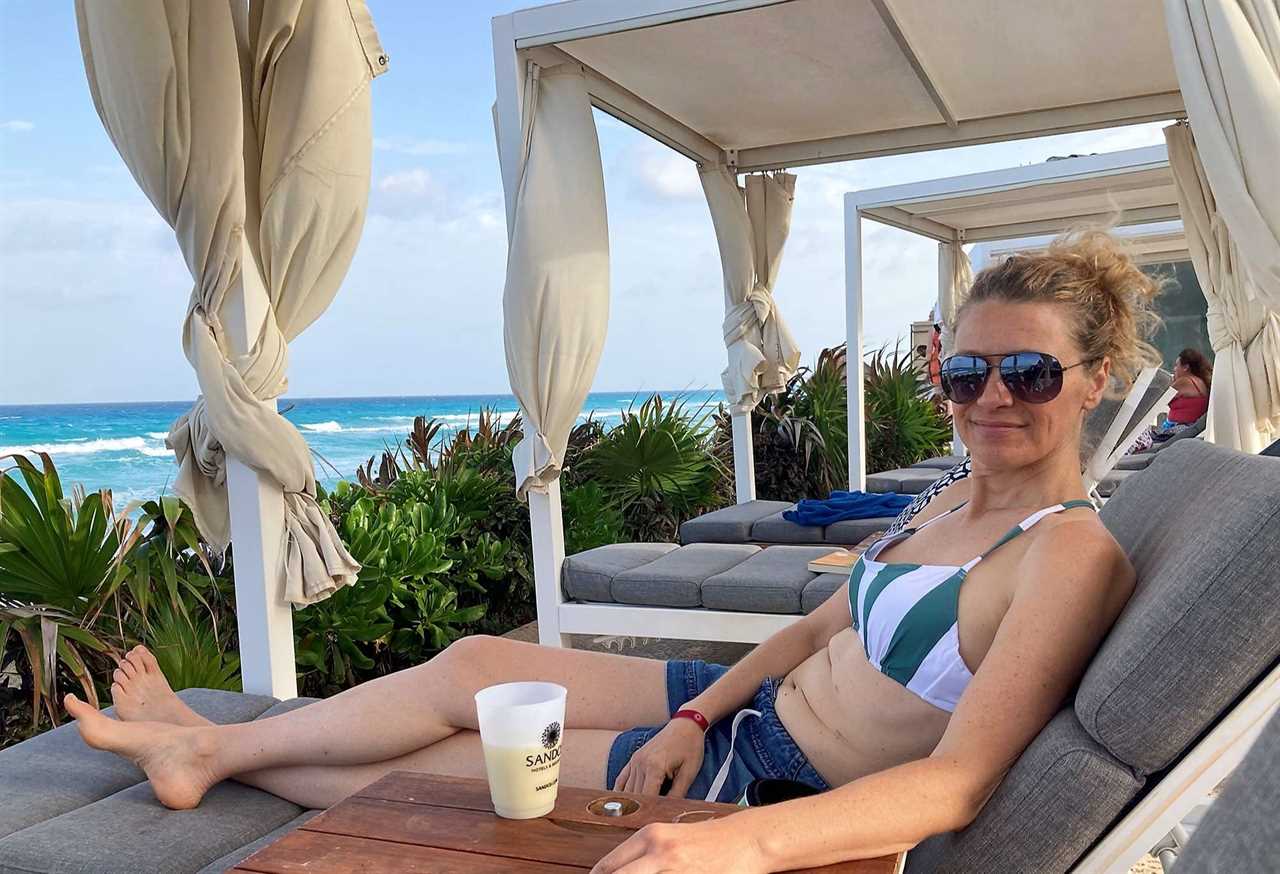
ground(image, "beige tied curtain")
xmin=1166 ymin=123 xmax=1280 ymax=453
xmin=937 ymin=240 xmax=973 ymax=359
xmin=1165 ymin=0 xmax=1280 ymax=309
xmin=503 ymin=64 xmax=610 ymax=498
xmin=76 ymin=0 xmax=385 ymax=604
xmin=701 ymin=167 xmax=801 ymax=411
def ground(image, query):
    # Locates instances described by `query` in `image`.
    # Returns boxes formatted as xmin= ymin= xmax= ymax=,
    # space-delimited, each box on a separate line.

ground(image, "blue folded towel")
xmin=783 ymin=491 xmax=914 ymax=527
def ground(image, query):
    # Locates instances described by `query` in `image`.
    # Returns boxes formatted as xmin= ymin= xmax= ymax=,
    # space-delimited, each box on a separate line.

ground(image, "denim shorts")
xmin=606 ymin=660 xmax=831 ymax=804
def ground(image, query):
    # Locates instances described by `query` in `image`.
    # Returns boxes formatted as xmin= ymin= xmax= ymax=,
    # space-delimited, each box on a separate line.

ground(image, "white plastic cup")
xmin=474 ymin=681 xmax=568 ymax=819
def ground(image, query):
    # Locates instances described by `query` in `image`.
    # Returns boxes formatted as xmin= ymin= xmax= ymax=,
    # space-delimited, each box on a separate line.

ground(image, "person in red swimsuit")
xmin=1128 ymin=347 xmax=1212 ymax=453
xmin=1164 ymin=348 xmax=1212 ymax=429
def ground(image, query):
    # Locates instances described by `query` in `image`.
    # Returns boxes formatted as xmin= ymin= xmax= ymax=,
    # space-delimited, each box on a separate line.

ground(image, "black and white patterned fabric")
xmin=884 ymin=457 xmax=972 ymax=536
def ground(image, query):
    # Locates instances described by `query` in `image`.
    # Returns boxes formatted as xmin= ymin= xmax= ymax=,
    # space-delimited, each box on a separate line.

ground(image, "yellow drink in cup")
xmin=475 ymin=682 xmax=567 ymax=819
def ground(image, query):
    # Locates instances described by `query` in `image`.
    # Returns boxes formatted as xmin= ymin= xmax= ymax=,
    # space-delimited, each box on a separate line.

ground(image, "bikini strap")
xmin=961 ymin=499 xmax=1096 ymax=571
xmin=866 ymin=502 xmax=967 ymax=560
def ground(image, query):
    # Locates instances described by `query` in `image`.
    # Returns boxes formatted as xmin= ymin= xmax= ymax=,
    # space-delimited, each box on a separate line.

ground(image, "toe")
xmin=113 ymin=668 xmax=130 ymax=687
xmin=138 ymin=646 xmax=160 ymax=674
xmin=125 ymin=649 xmax=147 ymax=675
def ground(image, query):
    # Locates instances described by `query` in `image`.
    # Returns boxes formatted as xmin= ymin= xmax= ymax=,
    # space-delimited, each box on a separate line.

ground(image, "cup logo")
xmin=541 ymin=721 xmax=562 ymax=750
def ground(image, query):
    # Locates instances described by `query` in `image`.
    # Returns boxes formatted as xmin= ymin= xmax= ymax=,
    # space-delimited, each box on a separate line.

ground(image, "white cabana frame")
xmin=845 ymin=145 xmax=1184 ymax=487
xmin=492 ymin=0 xmax=1190 ymax=650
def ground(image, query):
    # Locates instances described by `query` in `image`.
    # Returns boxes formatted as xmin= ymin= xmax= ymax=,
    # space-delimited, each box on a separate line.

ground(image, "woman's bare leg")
xmin=68 ymin=636 xmax=669 ymax=809
xmin=232 ymin=728 xmax=620 ymax=809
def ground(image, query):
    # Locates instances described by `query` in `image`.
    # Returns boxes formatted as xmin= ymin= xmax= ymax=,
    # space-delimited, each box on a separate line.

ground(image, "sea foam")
xmin=0 ymin=436 xmax=152 ymax=457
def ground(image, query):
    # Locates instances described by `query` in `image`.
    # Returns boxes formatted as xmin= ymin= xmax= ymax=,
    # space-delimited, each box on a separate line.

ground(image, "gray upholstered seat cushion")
xmin=0 ymin=780 xmax=306 ymax=874
xmin=749 ymin=511 xmax=825 ymax=544
xmin=1174 ymin=707 xmax=1280 ymax=874
xmin=0 ymin=689 xmax=277 ymax=842
xmin=1095 ymin=467 xmax=1138 ymax=497
xmin=1076 ymin=441 xmax=1280 ymax=774
xmin=561 ymin=542 xmax=679 ymax=602
xmin=865 ymin=469 xmax=941 ymax=495
xmin=678 ymin=499 xmax=791 ymax=544
xmin=1112 ymin=452 xmax=1154 ymax=471
xmin=701 ymin=545 xmax=835 ymax=614
xmin=196 ymin=810 xmax=321 ymax=874
xmin=611 ymin=543 xmax=760 ymax=608
xmin=823 ymin=517 xmax=892 ymax=545
xmin=911 ymin=455 xmax=966 ymax=470
xmin=0 ymin=693 xmax=319 ymax=874
xmin=801 ymin=573 xmax=848 ymax=614
xmin=905 ymin=710 xmax=1144 ymax=874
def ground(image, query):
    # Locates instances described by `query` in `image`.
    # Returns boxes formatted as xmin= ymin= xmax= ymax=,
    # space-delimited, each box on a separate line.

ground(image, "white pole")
xmin=222 ymin=235 xmax=297 ymax=699
xmin=492 ymin=16 xmax=569 ymax=648
xmin=528 ymin=484 xmax=570 ymax=647
xmin=844 ymin=200 xmax=867 ymax=490
xmin=731 ymin=409 xmax=756 ymax=503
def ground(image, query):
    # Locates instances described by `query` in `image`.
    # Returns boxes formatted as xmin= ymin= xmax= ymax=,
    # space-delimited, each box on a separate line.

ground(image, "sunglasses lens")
xmin=1001 ymin=352 xmax=1064 ymax=404
xmin=940 ymin=356 xmax=988 ymax=404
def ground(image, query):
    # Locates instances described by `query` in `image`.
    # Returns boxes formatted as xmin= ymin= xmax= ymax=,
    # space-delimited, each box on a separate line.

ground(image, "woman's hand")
xmin=590 ymin=816 xmax=768 ymax=874
xmin=614 ymin=717 xmax=705 ymax=798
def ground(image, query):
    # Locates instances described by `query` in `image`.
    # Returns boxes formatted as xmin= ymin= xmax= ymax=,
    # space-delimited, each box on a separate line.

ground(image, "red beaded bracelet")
xmin=672 ymin=708 xmax=710 ymax=732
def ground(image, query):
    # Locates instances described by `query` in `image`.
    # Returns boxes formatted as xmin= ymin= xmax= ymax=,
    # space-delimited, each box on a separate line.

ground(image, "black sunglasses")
xmin=939 ymin=352 xmax=1093 ymax=405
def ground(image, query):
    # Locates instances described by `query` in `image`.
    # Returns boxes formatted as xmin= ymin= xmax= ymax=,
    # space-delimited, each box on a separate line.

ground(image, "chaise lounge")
xmin=1 ymin=441 xmax=1276 ymax=872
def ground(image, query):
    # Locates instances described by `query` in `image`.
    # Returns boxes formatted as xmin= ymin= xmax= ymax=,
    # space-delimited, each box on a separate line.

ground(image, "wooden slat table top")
xmin=232 ymin=771 xmax=905 ymax=873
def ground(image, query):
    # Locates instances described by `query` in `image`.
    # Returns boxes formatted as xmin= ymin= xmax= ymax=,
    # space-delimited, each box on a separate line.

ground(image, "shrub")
xmin=578 ymin=394 xmax=729 ymax=542
xmin=864 ymin=345 xmax=952 ymax=473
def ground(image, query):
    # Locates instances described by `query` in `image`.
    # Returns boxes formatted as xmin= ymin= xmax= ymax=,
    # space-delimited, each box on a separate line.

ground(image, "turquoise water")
xmin=0 ymin=391 xmax=723 ymax=507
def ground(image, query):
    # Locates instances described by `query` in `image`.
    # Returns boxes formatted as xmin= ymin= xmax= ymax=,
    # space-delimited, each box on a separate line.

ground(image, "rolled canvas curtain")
xmin=1166 ymin=123 xmax=1280 ymax=453
xmin=701 ymin=167 xmax=800 ymax=410
xmin=937 ymin=240 xmax=972 ymax=359
xmin=503 ymin=64 xmax=610 ymax=498
xmin=1164 ymin=0 xmax=1280 ymax=309
xmin=76 ymin=0 xmax=385 ymax=604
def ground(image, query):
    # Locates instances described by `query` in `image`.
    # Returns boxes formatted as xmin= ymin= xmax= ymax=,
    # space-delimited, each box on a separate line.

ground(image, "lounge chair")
xmin=1 ymin=442 xmax=1274 ymax=873
xmin=1163 ymin=706 xmax=1280 ymax=872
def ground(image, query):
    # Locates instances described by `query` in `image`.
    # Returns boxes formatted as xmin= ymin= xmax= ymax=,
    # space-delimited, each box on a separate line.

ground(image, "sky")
xmin=0 ymin=2 xmax=1176 ymax=406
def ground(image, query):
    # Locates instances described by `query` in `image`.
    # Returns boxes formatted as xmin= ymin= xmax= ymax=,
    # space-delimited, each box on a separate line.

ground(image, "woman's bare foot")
xmin=110 ymin=646 xmax=210 ymax=728
xmin=65 ymin=693 xmax=221 ymax=810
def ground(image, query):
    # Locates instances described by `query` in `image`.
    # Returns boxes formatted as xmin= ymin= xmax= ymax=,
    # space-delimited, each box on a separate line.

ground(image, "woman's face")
xmin=1174 ymin=357 xmax=1187 ymax=377
xmin=951 ymin=300 xmax=1109 ymax=471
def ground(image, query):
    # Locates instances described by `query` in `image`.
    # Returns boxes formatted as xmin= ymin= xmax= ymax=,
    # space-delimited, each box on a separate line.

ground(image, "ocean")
xmin=0 ymin=391 xmax=724 ymax=508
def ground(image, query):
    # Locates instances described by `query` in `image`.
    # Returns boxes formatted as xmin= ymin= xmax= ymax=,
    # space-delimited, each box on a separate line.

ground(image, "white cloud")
xmin=0 ymin=120 xmax=34 ymax=133
xmin=374 ymin=136 xmax=468 ymax=156
xmin=635 ymin=148 xmax=702 ymax=200
xmin=0 ymin=197 xmax=171 ymax=255
xmin=378 ymin=168 xmax=438 ymax=195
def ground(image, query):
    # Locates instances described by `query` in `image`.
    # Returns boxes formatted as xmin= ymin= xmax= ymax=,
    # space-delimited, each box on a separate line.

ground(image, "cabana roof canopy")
xmin=849 ymin=145 xmax=1183 ymax=244
xmin=505 ymin=0 xmax=1184 ymax=170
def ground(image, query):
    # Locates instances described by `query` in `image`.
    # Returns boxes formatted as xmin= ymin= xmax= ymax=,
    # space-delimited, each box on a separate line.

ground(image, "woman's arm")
xmin=683 ymin=579 xmax=853 ymax=723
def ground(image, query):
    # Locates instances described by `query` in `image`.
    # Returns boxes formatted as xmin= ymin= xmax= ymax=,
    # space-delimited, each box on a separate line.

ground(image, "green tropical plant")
xmin=0 ymin=454 xmax=135 ymax=726
xmin=864 ymin=345 xmax=952 ymax=472
xmin=145 ymin=600 xmax=240 ymax=692
xmin=293 ymin=576 xmax=395 ymax=691
xmin=561 ymin=481 xmax=627 ymax=555
xmin=580 ymin=394 xmax=728 ymax=541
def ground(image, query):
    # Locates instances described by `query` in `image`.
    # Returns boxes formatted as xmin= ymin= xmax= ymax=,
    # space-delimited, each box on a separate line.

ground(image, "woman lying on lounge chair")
xmin=67 ymin=230 xmax=1155 ymax=874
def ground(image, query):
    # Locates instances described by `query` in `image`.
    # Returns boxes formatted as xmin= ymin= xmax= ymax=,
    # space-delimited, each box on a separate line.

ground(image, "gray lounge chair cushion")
xmin=678 ymin=500 xmax=791 ymax=544
xmin=823 ymin=517 xmax=893 ymax=545
xmin=1077 ymin=441 xmax=1280 ymax=774
xmin=0 ymin=779 xmax=307 ymax=874
xmin=1112 ymin=452 xmax=1154 ymax=471
xmin=904 ymin=710 xmax=1144 ymax=874
xmin=1174 ymin=707 xmax=1280 ymax=874
xmin=0 ymin=688 xmax=277 ymax=841
xmin=1095 ymin=468 xmax=1138 ymax=497
xmin=561 ymin=542 xmax=679 ymax=602
xmin=911 ymin=455 xmax=966 ymax=470
xmin=801 ymin=573 xmax=848 ymax=614
xmin=865 ymin=469 xmax=942 ymax=495
xmin=612 ymin=543 xmax=760 ymax=607
xmin=701 ymin=546 xmax=835 ymax=614
xmin=196 ymin=810 xmax=321 ymax=874
xmin=749 ymin=511 xmax=825 ymax=544
xmin=1148 ymin=413 xmax=1206 ymax=452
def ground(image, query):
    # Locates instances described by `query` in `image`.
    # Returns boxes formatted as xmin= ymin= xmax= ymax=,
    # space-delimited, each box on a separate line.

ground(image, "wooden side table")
xmin=232 ymin=771 xmax=905 ymax=873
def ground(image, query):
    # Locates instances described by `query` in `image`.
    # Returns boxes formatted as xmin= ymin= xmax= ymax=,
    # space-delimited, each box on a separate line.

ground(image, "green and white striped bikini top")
xmin=848 ymin=499 xmax=1095 ymax=712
